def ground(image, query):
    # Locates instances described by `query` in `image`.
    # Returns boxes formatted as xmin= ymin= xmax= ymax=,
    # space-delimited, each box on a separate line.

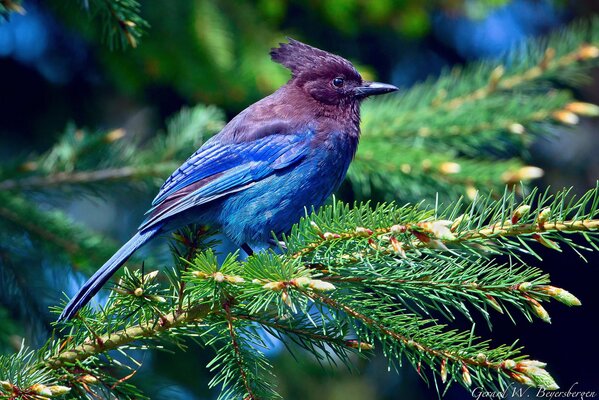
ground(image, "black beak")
xmin=354 ymin=81 xmax=399 ymax=98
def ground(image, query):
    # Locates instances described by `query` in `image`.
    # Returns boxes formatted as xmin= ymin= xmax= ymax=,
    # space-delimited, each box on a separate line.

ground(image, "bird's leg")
xmin=241 ymin=243 xmax=254 ymax=256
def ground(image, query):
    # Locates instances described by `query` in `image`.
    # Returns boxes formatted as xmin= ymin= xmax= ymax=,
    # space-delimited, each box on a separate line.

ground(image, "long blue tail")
xmin=58 ymin=226 xmax=161 ymax=321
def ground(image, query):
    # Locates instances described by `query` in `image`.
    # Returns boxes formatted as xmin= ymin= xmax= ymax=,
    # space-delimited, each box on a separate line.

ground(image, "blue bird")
xmin=58 ymin=38 xmax=398 ymax=321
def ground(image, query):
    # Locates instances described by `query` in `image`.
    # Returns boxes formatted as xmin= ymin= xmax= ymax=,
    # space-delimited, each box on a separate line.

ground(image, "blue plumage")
xmin=58 ymin=38 xmax=397 ymax=321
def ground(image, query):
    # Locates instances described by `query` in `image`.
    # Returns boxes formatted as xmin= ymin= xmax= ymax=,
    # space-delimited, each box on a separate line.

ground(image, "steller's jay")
xmin=58 ymin=38 xmax=398 ymax=321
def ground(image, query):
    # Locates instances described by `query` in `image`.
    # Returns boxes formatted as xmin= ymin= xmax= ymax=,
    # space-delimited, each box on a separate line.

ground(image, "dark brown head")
xmin=270 ymin=38 xmax=398 ymax=107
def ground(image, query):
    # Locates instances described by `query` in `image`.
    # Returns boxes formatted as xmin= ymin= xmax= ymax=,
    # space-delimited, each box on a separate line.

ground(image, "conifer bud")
xmin=80 ymin=375 xmax=98 ymax=384
xmin=281 ymin=291 xmax=292 ymax=307
xmin=488 ymin=65 xmax=505 ymax=90
xmin=213 ymin=272 xmax=225 ymax=282
xmin=528 ymin=298 xmax=551 ymax=323
xmin=224 ymin=275 xmax=245 ymax=284
xmin=462 ymin=365 xmax=472 ymax=386
xmin=451 ymin=214 xmax=469 ymax=232
xmin=418 ymin=220 xmax=455 ymax=240
xmin=485 ymin=295 xmax=503 ymax=313
xmin=516 ymin=363 xmax=559 ymax=390
xmin=579 ymin=44 xmax=599 ymax=60
xmin=133 ymin=287 xmax=144 ymax=297
xmin=512 ymin=205 xmax=531 ymax=224
xmin=143 ymin=270 xmax=159 ymax=281
xmin=439 ymin=162 xmax=461 ymax=175
xmin=1 ymin=381 xmax=12 ymax=391
xmin=508 ymin=123 xmax=525 ymax=135
xmin=147 ymin=295 xmax=167 ymax=303
xmin=355 ymin=227 xmax=373 ymax=237
xmin=509 ymin=371 xmax=535 ymax=386
xmin=502 ymin=359 xmax=517 ymax=369
xmin=502 ymin=166 xmax=544 ymax=183
xmin=262 ymin=282 xmax=285 ymax=291
xmin=308 ymin=279 xmax=336 ymax=292
xmin=345 ymin=340 xmax=374 ymax=350
xmin=390 ymin=224 xmax=406 ymax=233
xmin=105 ymin=128 xmax=126 ymax=143
xmin=310 ymin=221 xmax=322 ymax=235
xmin=323 ymin=232 xmax=341 ymax=240
xmin=390 ymin=236 xmax=406 ymax=258
xmin=537 ymin=207 xmax=551 ymax=225
xmin=552 ymin=110 xmax=579 ymax=125
xmin=565 ymin=102 xmax=599 ymax=117
xmin=466 ymin=185 xmax=478 ymax=200
xmin=532 ymin=234 xmax=560 ymax=251
xmin=476 ymin=353 xmax=487 ymax=363
xmin=48 ymin=385 xmax=72 ymax=396
xmin=30 ymin=383 xmax=52 ymax=397
xmin=293 ymin=276 xmax=312 ymax=288
xmin=537 ymin=285 xmax=581 ymax=306
xmin=440 ymin=359 xmax=448 ymax=383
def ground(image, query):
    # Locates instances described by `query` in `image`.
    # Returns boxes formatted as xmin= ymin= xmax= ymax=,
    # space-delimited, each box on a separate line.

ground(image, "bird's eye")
xmin=332 ymin=77 xmax=344 ymax=88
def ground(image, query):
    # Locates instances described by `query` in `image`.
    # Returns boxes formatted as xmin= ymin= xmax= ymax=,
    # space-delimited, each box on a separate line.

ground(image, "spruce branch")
xmin=82 ymin=0 xmax=148 ymax=49
xmin=353 ymin=18 xmax=599 ymax=203
xmin=2 ymin=185 xmax=596 ymax=398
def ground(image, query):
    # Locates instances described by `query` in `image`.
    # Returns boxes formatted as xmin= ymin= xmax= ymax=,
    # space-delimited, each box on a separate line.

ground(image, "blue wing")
xmin=139 ymin=129 xmax=314 ymax=231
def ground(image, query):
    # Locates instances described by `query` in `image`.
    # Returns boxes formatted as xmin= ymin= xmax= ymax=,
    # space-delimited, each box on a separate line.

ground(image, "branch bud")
xmin=323 ymin=232 xmax=341 ymax=240
xmin=310 ymin=221 xmax=322 ymax=235
xmin=532 ymin=233 xmax=560 ymax=251
xmin=528 ymin=297 xmax=551 ymax=323
xmin=133 ymin=287 xmax=144 ymax=297
xmin=508 ymin=123 xmax=525 ymax=135
xmin=502 ymin=166 xmax=544 ymax=183
xmin=488 ymin=65 xmax=505 ymax=91
xmin=390 ymin=236 xmax=406 ymax=258
xmin=345 ymin=340 xmax=374 ymax=350
xmin=390 ymin=224 xmax=407 ymax=234
xmin=147 ymin=295 xmax=167 ymax=303
xmin=462 ymin=364 xmax=472 ymax=386
xmin=105 ymin=128 xmax=126 ymax=142
xmin=30 ymin=383 xmax=52 ymax=397
xmin=418 ymin=220 xmax=456 ymax=240
xmin=439 ymin=162 xmax=461 ymax=175
xmin=48 ymin=385 xmax=72 ymax=396
xmin=308 ymin=279 xmax=336 ymax=292
xmin=552 ymin=110 xmax=579 ymax=125
xmin=355 ymin=227 xmax=373 ymax=237
xmin=281 ymin=291 xmax=292 ymax=308
xmin=516 ymin=363 xmax=559 ymax=390
xmin=579 ymin=44 xmax=599 ymax=60
xmin=440 ymin=359 xmax=448 ymax=383
xmin=466 ymin=185 xmax=478 ymax=200
xmin=537 ymin=207 xmax=551 ymax=225
xmin=262 ymin=282 xmax=285 ymax=291
xmin=80 ymin=375 xmax=98 ymax=384
xmin=485 ymin=295 xmax=503 ymax=314
xmin=536 ymin=285 xmax=581 ymax=306
xmin=565 ymin=102 xmax=599 ymax=117
xmin=450 ymin=214 xmax=469 ymax=232
xmin=224 ymin=275 xmax=245 ymax=284
xmin=213 ymin=272 xmax=225 ymax=283
xmin=293 ymin=276 xmax=312 ymax=288
xmin=511 ymin=205 xmax=531 ymax=224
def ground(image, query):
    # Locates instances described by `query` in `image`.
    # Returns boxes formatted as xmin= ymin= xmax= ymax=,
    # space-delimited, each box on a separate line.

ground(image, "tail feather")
xmin=58 ymin=226 xmax=161 ymax=321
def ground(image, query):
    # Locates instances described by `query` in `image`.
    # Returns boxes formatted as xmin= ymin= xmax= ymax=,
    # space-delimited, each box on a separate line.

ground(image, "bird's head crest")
xmin=270 ymin=38 xmax=358 ymax=79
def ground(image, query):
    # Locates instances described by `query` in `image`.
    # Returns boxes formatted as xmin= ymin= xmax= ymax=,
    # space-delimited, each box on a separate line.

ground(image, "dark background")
xmin=0 ymin=1 xmax=598 ymax=399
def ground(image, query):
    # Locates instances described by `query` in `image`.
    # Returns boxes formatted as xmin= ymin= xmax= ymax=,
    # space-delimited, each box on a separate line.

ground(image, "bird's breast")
xmin=217 ymin=129 xmax=356 ymax=246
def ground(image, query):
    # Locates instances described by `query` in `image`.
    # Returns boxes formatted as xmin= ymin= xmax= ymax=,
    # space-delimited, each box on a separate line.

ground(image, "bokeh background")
xmin=0 ymin=1 xmax=598 ymax=399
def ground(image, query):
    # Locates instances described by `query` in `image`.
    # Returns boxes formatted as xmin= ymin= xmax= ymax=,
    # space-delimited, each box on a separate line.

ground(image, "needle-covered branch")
xmin=1 ymin=186 xmax=595 ymax=399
